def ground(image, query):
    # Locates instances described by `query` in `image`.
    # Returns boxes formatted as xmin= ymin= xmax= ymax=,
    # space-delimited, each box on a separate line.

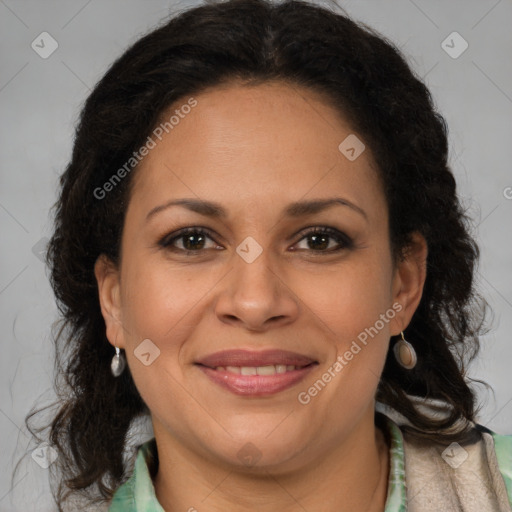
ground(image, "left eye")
xmin=159 ymin=226 xmax=353 ymax=254
xmin=293 ymin=227 xmax=353 ymax=252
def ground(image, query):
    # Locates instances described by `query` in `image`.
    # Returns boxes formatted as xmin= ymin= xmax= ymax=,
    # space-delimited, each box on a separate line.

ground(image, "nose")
xmin=214 ymin=245 xmax=300 ymax=332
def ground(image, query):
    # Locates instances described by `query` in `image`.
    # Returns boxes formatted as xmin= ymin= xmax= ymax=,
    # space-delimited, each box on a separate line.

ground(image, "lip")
xmin=197 ymin=364 xmax=317 ymax=396
xmin=195 ymin=349 xmax=317 ymax=368
xmin=195 ymin=349 xmax=318 ymax=397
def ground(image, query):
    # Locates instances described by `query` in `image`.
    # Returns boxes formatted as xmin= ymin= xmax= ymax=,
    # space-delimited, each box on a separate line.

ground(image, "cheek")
xmin=120 ymin=256 xmax=211 ymax=344
xmin=293 ymin=251 xmax=394 ymax=340
xmin=302 ymin=277 xmax=392 ymax=419
xmin=120 ymin=235 xmax=394 ymax=352
xmin=118 ymin=261 xmax=195 ymax=420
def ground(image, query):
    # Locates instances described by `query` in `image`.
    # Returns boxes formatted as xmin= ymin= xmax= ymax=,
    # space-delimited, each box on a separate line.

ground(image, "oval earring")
xmin=393 ymin=331 xmax=417 ymax=370
xmin=111 ymin=337 xmax=126 ymax=377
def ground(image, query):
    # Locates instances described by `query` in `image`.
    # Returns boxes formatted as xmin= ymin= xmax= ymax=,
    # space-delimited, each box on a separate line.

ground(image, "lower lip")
xmin=197 ymin=364 xmax=317 ymax=396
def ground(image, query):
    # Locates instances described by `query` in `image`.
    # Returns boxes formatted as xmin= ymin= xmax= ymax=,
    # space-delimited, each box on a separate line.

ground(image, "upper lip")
xmin=196 ymin=349 xmax=317 ymax=368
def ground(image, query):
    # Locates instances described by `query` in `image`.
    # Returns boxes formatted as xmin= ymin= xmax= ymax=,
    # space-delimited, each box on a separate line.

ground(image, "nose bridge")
xmin=214 ymin=234 xmax=298 ymax=329
xmin=232 ymin=235 xmax=280 ymax=302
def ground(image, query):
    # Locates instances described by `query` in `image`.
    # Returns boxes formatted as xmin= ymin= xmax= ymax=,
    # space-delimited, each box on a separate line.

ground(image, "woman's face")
xmin=96 ymin=80 xmax=426 ymax=471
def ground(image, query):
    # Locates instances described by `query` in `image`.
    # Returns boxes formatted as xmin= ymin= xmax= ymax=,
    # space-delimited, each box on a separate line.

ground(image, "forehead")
xmin=128 ymin=81 xmax=384 ymax=221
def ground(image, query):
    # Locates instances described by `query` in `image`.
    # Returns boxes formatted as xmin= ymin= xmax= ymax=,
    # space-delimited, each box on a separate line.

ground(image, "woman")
xmin=27 ymin=0 xmax=512 ymax=510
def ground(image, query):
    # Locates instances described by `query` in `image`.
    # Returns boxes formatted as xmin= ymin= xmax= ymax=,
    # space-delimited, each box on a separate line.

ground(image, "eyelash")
xmin=158 ymin=226 xmax=354 ymax=255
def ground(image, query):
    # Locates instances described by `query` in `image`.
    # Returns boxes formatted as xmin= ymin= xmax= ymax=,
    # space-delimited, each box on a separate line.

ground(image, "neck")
xmin=153 ymin=407 xmax=389 ymax=512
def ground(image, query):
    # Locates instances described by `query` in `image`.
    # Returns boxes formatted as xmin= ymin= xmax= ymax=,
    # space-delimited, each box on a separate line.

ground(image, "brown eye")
xmin=293 ymin=227 xmax=353 ymax=252
xmin=160 ymin=228 xmax=220 ymax=253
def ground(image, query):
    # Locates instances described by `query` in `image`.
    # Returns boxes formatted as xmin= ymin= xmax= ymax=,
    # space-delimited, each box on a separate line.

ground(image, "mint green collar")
xmin=108 ymin=415 xmax=407 ymax=511
xmin=109 ymin=438 xmax=164 ymax=511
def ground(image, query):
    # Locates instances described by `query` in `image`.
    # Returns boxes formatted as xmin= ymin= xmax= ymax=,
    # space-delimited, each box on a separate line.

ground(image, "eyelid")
xmin=159 ymin=227 xmax=220 ymax=249
xmin=292 ymin=225 xmax=354 ymax=250
xmin=159 ymin=225 xmax=354 ymax=253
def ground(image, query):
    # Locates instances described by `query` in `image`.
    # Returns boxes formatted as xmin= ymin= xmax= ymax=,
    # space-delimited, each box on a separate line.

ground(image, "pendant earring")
xmin=393 ymin=331 xmax=417 ymax=370
xmin=111 ymin=345 xmax=126 ymax=377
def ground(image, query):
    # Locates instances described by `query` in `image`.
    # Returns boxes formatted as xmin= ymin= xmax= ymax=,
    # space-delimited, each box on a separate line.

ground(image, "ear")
xmin=389 ymin=231 xmax=428 ymax=336
xmin=94 ymin=254 xmax=126 ymax=349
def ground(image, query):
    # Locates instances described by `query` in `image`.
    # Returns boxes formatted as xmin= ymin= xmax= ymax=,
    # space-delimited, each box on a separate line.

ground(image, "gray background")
xmin=1 ymin=0 xmax=511 ymax=510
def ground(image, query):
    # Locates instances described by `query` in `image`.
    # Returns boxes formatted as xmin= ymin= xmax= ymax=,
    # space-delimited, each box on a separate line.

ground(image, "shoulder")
xmin=108 ymin=462 xmax=138 ymax=512
xmin=108 ymin=439 xmax=164 ymax=512
xmin=109 ymin=480 xmax=136 ymax=512
xmin=487 ymin=428 xmax=512 ymax=504
xmin=390 ymin=415 xmax=512 ymax=511
xmin=403 ymin=427 xmax=512 ymax=511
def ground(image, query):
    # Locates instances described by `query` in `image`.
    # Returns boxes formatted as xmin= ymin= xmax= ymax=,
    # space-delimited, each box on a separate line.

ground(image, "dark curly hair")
xmin=24 ymin=0 xmax=489 ymax=509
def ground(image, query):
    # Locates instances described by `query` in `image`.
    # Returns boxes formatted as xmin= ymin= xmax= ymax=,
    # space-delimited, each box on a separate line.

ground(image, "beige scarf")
xmin=403 ymin=427 xmax=511 ymax=511
xmin=378 ymin=400 xmax=511 ymax=512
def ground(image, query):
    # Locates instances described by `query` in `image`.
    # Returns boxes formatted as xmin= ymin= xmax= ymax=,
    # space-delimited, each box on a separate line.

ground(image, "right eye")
xmin=159 ymin=227 xmax=223 ymax=254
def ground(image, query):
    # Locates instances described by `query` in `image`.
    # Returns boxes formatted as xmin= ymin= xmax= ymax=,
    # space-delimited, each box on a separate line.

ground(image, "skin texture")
xmin=95 ymin=81 xmax=427 ymax=512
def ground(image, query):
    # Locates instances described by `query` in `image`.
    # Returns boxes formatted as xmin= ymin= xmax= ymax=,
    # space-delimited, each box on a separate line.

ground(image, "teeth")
xmin=257 ymin=365 xmax=277 ymax=375
xmin=214 ymin=365 xmax=300 ymax=374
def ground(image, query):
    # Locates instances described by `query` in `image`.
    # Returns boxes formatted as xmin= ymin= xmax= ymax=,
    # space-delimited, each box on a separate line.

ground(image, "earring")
xmin=111 ymin=345 xmax=126 ymax=377
xmin=393 ymin=331 xmax=417 ymax=370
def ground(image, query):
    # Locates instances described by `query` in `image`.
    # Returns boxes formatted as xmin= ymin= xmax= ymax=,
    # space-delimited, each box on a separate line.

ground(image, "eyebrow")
xmin=145 ymin=197 xmax=368 ymax=222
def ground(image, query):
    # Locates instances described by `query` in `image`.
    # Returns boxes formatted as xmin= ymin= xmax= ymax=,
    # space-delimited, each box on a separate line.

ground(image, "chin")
xmin=200 ymin=423 xmax=311 ymax=473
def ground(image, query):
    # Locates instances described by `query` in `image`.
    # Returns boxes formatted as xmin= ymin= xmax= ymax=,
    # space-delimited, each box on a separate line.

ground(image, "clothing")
xmin=108 ymin=411 xmax=512 ymax=511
